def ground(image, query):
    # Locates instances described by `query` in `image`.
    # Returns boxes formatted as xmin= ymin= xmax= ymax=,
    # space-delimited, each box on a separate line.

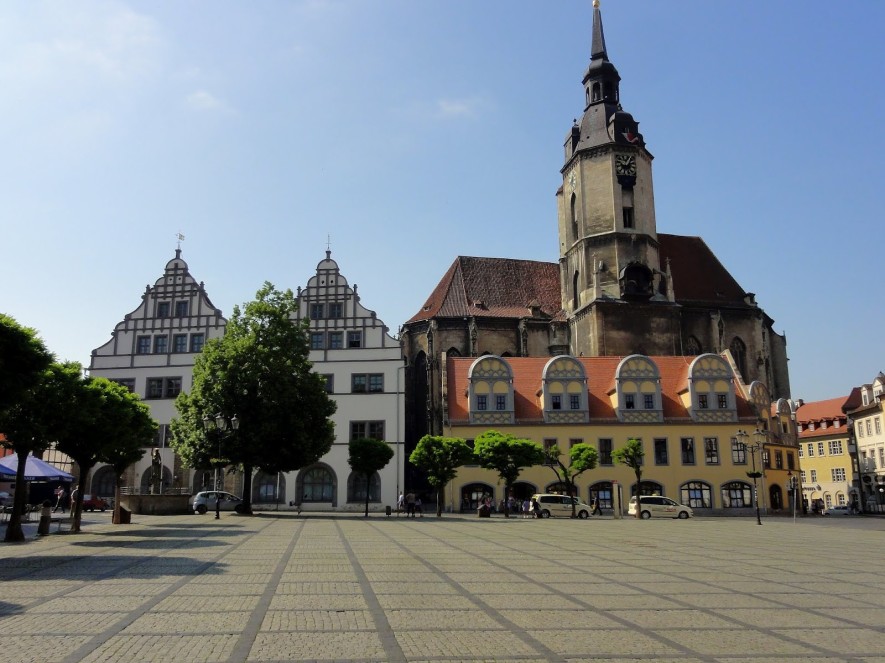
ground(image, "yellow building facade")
xmin=441 ymin=353 xmax=798 ymax=516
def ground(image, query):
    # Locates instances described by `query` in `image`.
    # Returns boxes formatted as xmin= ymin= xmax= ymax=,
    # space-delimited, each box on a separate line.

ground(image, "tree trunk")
xmin=242 ymin=464 xmax=253 ymax=514
xmin=112 ymin=473 xmax=123 ymax=525
xmin=364 ymin=473 xmax=370 ymax=517
xmin=436 ymin=486 xmax=443 ymax=517
xmin=70 ymin=470 xmax=90 ymax=533
xmin=3 ymin=453 xmax=29 ymax=542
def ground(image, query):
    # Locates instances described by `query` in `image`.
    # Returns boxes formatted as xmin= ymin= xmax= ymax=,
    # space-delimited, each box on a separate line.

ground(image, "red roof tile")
xmin=407 ymin=257 xmax=563 ymax=324
xmin=658 ymin=234 xmax=748 ymax=305
xmin=447 ymin=355 xmax=755 ymax=423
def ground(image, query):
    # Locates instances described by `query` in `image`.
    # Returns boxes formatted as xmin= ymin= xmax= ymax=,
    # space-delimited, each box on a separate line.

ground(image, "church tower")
xmin=558 ymin=1 xmax=678 ymax=357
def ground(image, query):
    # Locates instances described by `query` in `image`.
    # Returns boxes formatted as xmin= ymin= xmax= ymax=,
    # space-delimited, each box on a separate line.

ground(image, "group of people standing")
xmin=397 ymin=492 xmax=423 ymax=517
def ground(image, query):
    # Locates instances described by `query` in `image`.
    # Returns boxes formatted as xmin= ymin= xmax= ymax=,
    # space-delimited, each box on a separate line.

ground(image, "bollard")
xmin=38 ymin=500 xmax=52 ymax=536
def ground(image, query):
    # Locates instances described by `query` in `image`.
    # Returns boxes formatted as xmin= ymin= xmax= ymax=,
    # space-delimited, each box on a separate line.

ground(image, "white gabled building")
xmin=88 ymin=249 xmax=227 ymax=496
xmin=87 ymin=248 xmax=404 ymax=513
xmin=285 ymin=250 xmax=404 ymax=512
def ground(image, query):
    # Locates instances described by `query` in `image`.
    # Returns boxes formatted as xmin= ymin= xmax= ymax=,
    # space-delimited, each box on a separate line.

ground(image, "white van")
xmin=530 ymin=494 xmax=593 ymax=518
xmin=628 ymin=496 xmax=693 ymax=519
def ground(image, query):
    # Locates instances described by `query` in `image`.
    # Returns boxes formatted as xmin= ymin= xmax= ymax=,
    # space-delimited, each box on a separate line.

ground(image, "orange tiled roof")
xmin=658 ymin=234 xmax=749 ymax=305
xmin=795 ymin=396 xmax=851 ymax=439
xmin=407 ymin=257 xmax=563 ymax=324
xmin=447 ymin=355 xmax=756 ymax=423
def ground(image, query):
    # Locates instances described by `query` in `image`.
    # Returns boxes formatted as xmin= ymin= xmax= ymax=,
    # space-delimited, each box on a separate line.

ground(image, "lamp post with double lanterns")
xmin=202 ymin=413 xmax=239 ymax=520
xmin=736 ymin=429 xmax=764 ymax=525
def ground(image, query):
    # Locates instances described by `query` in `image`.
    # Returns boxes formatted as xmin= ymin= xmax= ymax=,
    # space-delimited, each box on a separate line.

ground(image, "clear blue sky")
xmin=2 ymin=1 xmax=883 ymax=404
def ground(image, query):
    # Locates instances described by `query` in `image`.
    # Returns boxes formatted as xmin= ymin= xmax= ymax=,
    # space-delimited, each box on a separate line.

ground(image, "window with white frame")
xmin=807 ymin=443 xmax=814 ymax=457
xmin=810 ymin=469 xmax=817 ymax=482
xmin=817 ymin=441 xmax=825 ymax=456
xmin=798 ymin=445 xmax=803 ymax=458
xmin=732 ymin=438 xmax=747 ymax=464
xmin=832 ymin=468 xmax=846 ymax=482
xmin=877 ymin=418 xmax=882 ymax=435
xmin=704 ymin=438 xmax=719 ymax=464
xmin=829 ymin=440 xmax=843 ymax=455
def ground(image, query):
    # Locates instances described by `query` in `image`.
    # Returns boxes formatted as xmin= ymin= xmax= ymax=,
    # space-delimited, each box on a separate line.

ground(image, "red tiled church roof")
xmin=407 ymin=257 xmax=563 ymax=324
xmin=408 ymin=235 xmax=752 ymax=325
xmin=658 ymin=234 xmax=748 ymax=305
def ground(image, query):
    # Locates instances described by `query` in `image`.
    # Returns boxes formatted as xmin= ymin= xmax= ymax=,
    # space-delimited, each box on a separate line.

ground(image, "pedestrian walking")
xmin=531 ymin=497 xmax=542 ymax=519
xmin=397 ymin=492 xmax=404 ymax=516
xmin=405 ymin=492 xmax=416 ymax=517
xmin=54 ymin=486 xmax=67 ymax=513
xmin=591 ymin=498 xmax=602 ymax=516
xmin=522 ymin=498 xmax=530 ymax=519
xmin=415 ymin=497 xmax=423 ymax=517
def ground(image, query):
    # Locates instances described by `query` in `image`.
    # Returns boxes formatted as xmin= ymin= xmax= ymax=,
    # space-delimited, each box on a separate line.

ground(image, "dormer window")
xmin=541 ymin=356 xmax=588 ymax=424
xmin=688 ymin=354 xmax=738 ymax=423
xmin=468 ymin=356 xmax=514 ymax=425
xmin=614 ymin=355 xmax=663 ymax=423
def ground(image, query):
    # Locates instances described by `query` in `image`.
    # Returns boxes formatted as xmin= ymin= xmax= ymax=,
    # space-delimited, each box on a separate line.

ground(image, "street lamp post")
xmin=203 ymin=413 xmax=239 ymax=520
xmin=737 ymin=429 xmax=763 ymax=525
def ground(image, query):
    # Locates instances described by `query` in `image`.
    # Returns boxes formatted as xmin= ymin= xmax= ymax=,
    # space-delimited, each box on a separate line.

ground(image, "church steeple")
xmin=583 ymin=0 xmax=620 ymax=110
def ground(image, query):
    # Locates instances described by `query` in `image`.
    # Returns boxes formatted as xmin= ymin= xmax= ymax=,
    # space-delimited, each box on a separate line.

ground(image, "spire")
xmin=591 ymin=0 xmax=607 ymax=62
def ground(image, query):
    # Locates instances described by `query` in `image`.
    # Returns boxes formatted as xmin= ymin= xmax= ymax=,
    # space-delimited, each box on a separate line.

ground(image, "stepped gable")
xmin=658 ymin=234 xmax=748 ymax=305
xmin=407 ymin=257 xmax=563 ymax=324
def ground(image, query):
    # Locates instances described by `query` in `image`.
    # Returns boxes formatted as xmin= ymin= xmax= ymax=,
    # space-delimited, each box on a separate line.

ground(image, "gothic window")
xmin=591 ymin=82 xmax=601 ymax=102
xmin=570 ymin=192 xmax=578 ymax=239
xmin=572 ymin=271 xmax=579 ymax=309
xmin=623 ymin=207 xmax=634 ymax=229
xmin=684 ymin=336 xmax=702 ymax=355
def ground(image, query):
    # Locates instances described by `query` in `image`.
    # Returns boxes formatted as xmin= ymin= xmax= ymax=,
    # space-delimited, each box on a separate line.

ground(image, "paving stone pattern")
xmin=1 ymin=513 xmax=884 ymax=662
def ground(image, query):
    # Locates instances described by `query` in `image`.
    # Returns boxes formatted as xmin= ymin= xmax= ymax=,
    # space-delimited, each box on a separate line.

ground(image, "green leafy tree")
xmin=473 ymin=430 xmax=546 ymax=517
xmin=409 ymin=435 xmax=474 ymax=517
xmin=348 ymin=438 xmax=394 ymax=517
xmin=171 ymin=283 xmax=336 ymax=514
xmin=545 ymin=443 xmax=599 ymax=517
xmin=0 ymin=315 xmax=54 ymax=541
xmin=1 ymin=361 xmax=76 ymax=543
xmin=58 ymin=376 xmax=157 ymax=532
xmin=612 ymin=438 xmax=645 ymax=519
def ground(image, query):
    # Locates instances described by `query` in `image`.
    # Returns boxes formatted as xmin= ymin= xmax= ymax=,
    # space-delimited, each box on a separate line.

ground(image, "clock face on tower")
xmin=615 ymin=154 xmax=637 ymax=177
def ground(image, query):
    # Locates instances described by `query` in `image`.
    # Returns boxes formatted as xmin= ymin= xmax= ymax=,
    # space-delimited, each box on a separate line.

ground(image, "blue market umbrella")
xmin=0 ymin=453 xmax=74 ymax=482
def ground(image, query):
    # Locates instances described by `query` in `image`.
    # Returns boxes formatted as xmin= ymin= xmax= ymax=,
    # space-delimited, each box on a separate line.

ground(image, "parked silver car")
xmin=192 ymin=491 xmax=245 ymax=514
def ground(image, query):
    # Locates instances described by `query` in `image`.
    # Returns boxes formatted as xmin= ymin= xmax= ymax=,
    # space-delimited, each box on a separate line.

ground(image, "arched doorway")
xmin=253 ymin=471 xmax=285 ymax=504
xmin=347 ymin=471 xmax=381 ymax=503
xmin=90 ymin=466 xmax=116 ymax=498
xmin=589 ymin=481 xmax=614 ymax=511
xmin=139 ymin=465 xmax=172 ymax=494
xmin=296 ymin=464 xmax=337 ymax=507
xmin=460 ymin=483 xmax=494 ymax=512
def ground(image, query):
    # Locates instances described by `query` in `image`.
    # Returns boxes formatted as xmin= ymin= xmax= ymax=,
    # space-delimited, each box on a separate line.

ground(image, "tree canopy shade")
xmin=348 ymin=438 xmax=394 ymax=517
xmin=171 ymin=283 xmax=336 ymax=514
xmin=1 ymin=361 xmax=81 ymax=542
xmin=0 ymin=313 xmax=54 ymax=415
xmin=612 ymin=438 xmax=645 ymax=519
xmin=545 ymin=442 xmax=599 ymax=517
xmin=57 ymin=376 xmax=156 ymax=532
xmin=409 ymin=435 xmax=474 ymax=517
xmin=473 ymin=430 xmax=546 ymax=517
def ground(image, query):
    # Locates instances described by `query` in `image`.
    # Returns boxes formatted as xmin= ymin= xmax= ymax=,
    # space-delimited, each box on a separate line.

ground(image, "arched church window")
xmin=592 ymin=82 xmax=601 ymax=102
xmin=729 ymin=337 xmax=747 ymax=379
xmin=572 ymin=271 xmax=579 ymax=309
xmin=684 ymin=336 xmax=701 ymax=356
xmin=570 ymin=192 xmax=578 ymax=239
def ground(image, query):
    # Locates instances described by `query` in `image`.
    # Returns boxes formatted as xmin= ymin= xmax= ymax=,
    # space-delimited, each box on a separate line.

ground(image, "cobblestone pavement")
xmin=1 ymin=512 xmax=884 ymax=662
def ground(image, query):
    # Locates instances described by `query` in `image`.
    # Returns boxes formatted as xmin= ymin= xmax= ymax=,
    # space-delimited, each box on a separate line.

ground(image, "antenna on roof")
xmin=326 ymin=234 xmax=332 ymax=259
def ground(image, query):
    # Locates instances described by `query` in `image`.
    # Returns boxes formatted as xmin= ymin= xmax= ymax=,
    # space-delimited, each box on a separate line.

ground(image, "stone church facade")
xmin=400 ymin=3 xmax=790 ymax=481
